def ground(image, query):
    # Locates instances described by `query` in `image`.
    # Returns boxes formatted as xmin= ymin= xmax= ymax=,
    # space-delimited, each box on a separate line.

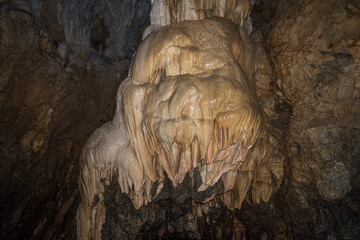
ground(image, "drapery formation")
xmin=77 ymin=1 xmax=279 ymax=239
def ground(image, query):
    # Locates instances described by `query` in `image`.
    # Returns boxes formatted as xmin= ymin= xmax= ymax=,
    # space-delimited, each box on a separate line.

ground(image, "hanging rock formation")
xmin=150 ymin=0 xmax=253 ymax=26
xmin=77 ymin=1 xmax=282 ymax=238
xmin=1 ymin=0 xmax=359 ymax=239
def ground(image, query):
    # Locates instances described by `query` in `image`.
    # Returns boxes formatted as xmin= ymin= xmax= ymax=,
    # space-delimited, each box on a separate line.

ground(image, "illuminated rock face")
xmin=128 ymin=17 xmax=262 ymax=187
xmin=77 ymin=17 xmax=274 ymax=240
xmin=150 ymin=0 xmax=253 ymax=26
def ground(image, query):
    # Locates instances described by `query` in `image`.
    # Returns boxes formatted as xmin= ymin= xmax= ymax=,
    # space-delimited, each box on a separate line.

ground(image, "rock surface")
xmin=84 ymin=0 xmax=360 ymax=239
xmin=77 ymin=17 xmax=281 ymax=239
xmin=0 ymin=0 xmax=359 ymax=239
xmin=0 ymin=1 xmax=149 ymax=239
xmin=248 ymin=0 xmax=360 ymax=238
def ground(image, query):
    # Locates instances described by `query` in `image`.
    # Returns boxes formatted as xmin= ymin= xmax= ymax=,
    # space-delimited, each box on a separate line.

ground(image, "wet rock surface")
xmin=101 ymin=0 xmax=360 ymax=239
xmin=0 ymin=0 xmax=359 ymax=239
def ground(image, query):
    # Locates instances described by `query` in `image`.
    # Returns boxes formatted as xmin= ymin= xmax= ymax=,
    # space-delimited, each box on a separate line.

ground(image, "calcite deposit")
xmin=77 ymin=17 xmax=277 ymax=239
xmin=2 ymin=0 xmax=358 ymax=239
xmin=150 ymin=0 xmax=253 ymax=26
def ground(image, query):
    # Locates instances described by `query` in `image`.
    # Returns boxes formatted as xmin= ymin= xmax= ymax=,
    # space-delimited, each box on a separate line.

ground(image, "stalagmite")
xmin=77 ymin=1 xmax=279 ymax=239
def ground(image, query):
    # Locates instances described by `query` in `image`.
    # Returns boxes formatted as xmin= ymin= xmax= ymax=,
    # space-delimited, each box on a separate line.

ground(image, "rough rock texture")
xmin=0 ymin=1 xmax=150 ymax=239
xmin=77 ymin=17 xmax=282 ymax=240
xmin=100 ymin=0 xmax=360 ymax=239
xmin=90 ymin=0 xmax=151 ymax=61
xmin=245 ymin=0 xmax=360 ymax=238
xmin=102 ymin=175 xmax=247 ymax=240
xmin=1 ymin=0 xmax=359 ymax=239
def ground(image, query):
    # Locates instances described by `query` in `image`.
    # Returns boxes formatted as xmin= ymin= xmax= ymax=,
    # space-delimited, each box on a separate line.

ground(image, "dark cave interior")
xmin=0 ymin=0 xmax=359 ymax=239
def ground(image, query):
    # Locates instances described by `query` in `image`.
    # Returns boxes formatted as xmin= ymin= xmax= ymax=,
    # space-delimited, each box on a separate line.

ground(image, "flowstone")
xmin=77 ymin=17 xmax=279 ymax=240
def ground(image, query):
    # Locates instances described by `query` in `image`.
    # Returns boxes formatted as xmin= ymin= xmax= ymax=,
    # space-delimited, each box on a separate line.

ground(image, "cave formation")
xmin=1 ymin=0 xmax=360 ymax=240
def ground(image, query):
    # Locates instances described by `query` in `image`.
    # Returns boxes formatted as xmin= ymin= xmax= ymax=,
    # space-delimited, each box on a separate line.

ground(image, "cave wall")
xmin=100 ymin=1 xmax=360 ymax=239
xmin=248 ymin=0 xmax=360 ymax=238
xmin=0 ymin=0 xmax=359 ymax=239
xmin=0 ymin=1 xmax=150 ymax=239
xmin=99 ymin=0 xmax=360 ymax=239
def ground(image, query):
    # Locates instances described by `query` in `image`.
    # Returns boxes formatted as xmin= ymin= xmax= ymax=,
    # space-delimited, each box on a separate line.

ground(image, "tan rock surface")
xmin=77 ymin=17 xmax=281 ymax=239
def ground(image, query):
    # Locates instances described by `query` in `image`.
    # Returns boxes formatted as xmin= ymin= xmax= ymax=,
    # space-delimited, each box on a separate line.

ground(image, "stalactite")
xmin=77 ymin=1 xmax=281 ymax=239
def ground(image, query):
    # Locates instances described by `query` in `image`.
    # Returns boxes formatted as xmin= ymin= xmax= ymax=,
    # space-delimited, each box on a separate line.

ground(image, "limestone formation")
xmin=2 ymin=0 xmax=359 ymax=239
xmin=150 ymin=0 xmax=253 ymax=26
xmin=77 ymin=17 xmax=278 ymax=239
